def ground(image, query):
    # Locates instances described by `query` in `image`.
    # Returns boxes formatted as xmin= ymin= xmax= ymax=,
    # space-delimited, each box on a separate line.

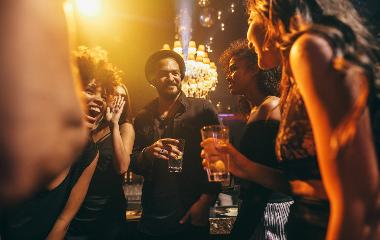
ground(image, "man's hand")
xmin=179 ymin=194 xmax=213 ymax=226
xmin=144 ymin=138 xmax=181 ymax=161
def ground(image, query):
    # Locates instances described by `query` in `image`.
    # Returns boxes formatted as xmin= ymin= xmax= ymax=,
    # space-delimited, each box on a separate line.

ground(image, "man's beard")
xmin=158 ymin=84 xmax=181 ymax=100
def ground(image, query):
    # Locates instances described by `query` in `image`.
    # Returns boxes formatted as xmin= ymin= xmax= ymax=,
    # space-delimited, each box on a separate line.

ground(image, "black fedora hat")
xmin=145 ymin=50 xmax=186 ymax=83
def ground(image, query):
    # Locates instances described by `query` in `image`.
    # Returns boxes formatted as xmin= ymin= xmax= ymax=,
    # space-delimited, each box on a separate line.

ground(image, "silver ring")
xmin=159 ymin=149 xmax=165 ymax=154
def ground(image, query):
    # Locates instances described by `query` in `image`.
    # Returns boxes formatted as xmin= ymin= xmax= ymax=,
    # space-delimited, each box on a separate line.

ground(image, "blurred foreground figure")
xmin=246 ymin=0 xmax=380 ymax=239
xmin=0 ymin=0 xmax=87 ymax=204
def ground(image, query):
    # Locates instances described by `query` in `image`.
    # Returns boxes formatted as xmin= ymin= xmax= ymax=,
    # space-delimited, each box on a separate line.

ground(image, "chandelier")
xmin=161 ymin=40 xmax=218 ymax=99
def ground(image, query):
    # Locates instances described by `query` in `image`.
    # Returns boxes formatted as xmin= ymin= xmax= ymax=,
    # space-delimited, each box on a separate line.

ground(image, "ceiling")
xmin=74 ymin=0 xmax=380 ymax=115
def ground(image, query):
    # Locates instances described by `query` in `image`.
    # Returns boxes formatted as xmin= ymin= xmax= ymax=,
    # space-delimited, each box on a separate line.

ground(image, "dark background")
xmin=74 ymin=0 xmax=380 ymax=116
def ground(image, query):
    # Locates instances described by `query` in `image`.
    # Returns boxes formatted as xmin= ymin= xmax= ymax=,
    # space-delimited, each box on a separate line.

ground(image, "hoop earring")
xmin=248 ymin=42 xmax=254 ymax=50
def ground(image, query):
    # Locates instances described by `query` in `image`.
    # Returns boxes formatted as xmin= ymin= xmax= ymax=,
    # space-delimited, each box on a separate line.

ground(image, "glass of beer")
xmin=201 ymin=125 xmax=230 ymax=182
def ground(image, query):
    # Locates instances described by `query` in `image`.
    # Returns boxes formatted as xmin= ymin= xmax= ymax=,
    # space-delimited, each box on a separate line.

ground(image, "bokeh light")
xmin=76 ymin=0 xmax=102 ymax=17
xmin=199 ymin=7 xmax=216 ymax=28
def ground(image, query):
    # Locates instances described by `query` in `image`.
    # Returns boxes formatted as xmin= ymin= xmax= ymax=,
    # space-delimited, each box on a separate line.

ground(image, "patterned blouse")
xmin=276 ymin=81 xmax=321 ymax=180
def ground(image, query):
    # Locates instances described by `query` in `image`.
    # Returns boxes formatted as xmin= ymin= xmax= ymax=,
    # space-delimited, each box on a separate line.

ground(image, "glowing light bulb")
xmin=76 ymin=0 xmax=102 ymax=17
xmin=173 ymin=41 xmax=183 ymax=54
xmin=162 ymin=44 xmax=171 ymax=50
xmin=188 ymin=41 xmax=197 ymax=55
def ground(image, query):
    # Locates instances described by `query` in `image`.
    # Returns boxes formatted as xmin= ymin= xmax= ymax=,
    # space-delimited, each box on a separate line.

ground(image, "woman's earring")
xmin=248 ymin=42 xmax=254 ymax=50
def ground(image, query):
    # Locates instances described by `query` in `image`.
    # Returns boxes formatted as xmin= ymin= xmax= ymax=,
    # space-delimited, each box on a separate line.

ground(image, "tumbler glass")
xmin=168 ymin=138 xmax=185 ymax=173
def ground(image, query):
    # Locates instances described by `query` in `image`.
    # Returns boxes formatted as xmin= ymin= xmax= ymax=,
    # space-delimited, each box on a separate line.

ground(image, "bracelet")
xmin=120 ymin=171 xmax=128 ymax=182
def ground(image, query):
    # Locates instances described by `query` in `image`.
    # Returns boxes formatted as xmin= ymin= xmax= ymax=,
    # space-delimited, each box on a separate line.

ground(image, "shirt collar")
xmin=145 ymin=91 xmax=189 ymax=113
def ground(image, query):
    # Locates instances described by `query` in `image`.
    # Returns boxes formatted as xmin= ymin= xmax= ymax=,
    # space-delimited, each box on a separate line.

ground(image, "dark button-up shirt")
xmin=130 ymin=92 xmax=220 ymax=236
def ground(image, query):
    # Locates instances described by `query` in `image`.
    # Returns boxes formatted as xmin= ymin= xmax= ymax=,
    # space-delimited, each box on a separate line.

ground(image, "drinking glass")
xmin=168 ymin=138 xmax=185 ymax=173
xmin=201 ymin=125 xmax=230 ymax=182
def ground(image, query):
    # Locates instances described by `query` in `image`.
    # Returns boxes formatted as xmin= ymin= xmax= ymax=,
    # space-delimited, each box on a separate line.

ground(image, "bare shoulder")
xmin=289 ymin=32 xmax=343 ymax=98
xmin=255 ymin=97 xmax=281 ymax=121
xmin=290 ymin=33 xmax=334 ymax=68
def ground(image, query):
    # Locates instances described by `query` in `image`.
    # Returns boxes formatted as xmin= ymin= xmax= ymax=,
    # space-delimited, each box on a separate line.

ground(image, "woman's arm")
xmin=202 ymin=99 xmax=290 ymax=193
xmin=225 ymin=143 xmax=290 ymax=193
xmin=105 ymin=96 xmax=135 ymax=175
xmin=46 ymin=152 xmax=99 ymax=240
xmin=290 ymin=33 xmax=379 ymax=240
xmin=202 ymin=141 xmax=290 ymax=194
xmin=110 ymin=122 xmax=135 ymax=175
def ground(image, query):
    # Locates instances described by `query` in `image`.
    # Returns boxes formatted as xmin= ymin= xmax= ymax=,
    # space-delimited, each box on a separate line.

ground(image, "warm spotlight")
xmin=63 ymin=1 xmax=74 ymax=15
xmin=76 ymin=0 xmax=102 ymax=17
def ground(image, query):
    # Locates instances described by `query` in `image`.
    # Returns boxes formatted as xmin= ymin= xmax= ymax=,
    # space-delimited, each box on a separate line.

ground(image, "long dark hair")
xmin=247 ymin=0 xmax=380 ymax=154
xmin=118 ymin=83 xmax=132 ymax=123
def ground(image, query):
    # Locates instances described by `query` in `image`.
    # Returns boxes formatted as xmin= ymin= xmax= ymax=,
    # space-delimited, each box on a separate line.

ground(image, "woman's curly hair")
xmin=74 ymin=46 xmax=123 ymax=95
xmin=219 ymin=39 xmax=259 ymax=75
xmin=219 ymin=39 xmax=281 ymax=96
xmin=74 ymin=46 xmax=133 ymax=124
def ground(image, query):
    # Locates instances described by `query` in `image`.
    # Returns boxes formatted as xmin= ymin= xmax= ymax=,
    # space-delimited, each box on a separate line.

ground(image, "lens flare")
xmin=76 ymin=0 xmax=102 ymax=17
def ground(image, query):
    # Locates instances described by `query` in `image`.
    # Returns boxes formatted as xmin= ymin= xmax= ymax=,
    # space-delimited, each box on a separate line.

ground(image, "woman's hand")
xmin=201 ymin=139 xmax=249 ymax=179
xmin=201 ymin=138 xmax=291 ymax=193
xmin=106 ymin=96 xmax=125 ymax=126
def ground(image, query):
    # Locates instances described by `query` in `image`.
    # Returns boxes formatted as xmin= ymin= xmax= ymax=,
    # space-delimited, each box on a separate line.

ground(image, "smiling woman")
xmin=215 ymin=39 xmax=290 ymax=240
xmin=67 ymin=46 xmax=135 ymax=239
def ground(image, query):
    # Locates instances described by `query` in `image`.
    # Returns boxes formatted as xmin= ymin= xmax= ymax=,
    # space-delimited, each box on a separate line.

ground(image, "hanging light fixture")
xmin=163 ymin=5 xmax=218 ymax=99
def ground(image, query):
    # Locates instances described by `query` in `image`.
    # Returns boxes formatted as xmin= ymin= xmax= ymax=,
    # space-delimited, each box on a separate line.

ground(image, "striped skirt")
xmin=250 ymin=200 xmax=294 ymax=240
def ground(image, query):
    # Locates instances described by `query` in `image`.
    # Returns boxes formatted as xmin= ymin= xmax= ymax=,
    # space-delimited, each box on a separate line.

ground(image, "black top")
xmin=231 ymin=119 xmax=291 ymax=239
xmin=369 ymin=91 xmax=380 ymax=162
xmin=240 ymin=120 xmax=280 ymax=169
xmin=67 ymin=133 xmax=126 ymax=238
xmin=239 ymin=120 xmax=291 ymax=201
xmin=130 ymin=92 xmax=220 ymax=236
xmin=0 ymin=140 xmax=97 ymax=240
xmin=276 ymin=83 xmax=320 ymax=180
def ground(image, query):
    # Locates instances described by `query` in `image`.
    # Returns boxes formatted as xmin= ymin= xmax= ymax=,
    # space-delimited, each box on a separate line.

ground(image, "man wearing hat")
xmin=130 ymin=50 xmax=220 ymax=239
